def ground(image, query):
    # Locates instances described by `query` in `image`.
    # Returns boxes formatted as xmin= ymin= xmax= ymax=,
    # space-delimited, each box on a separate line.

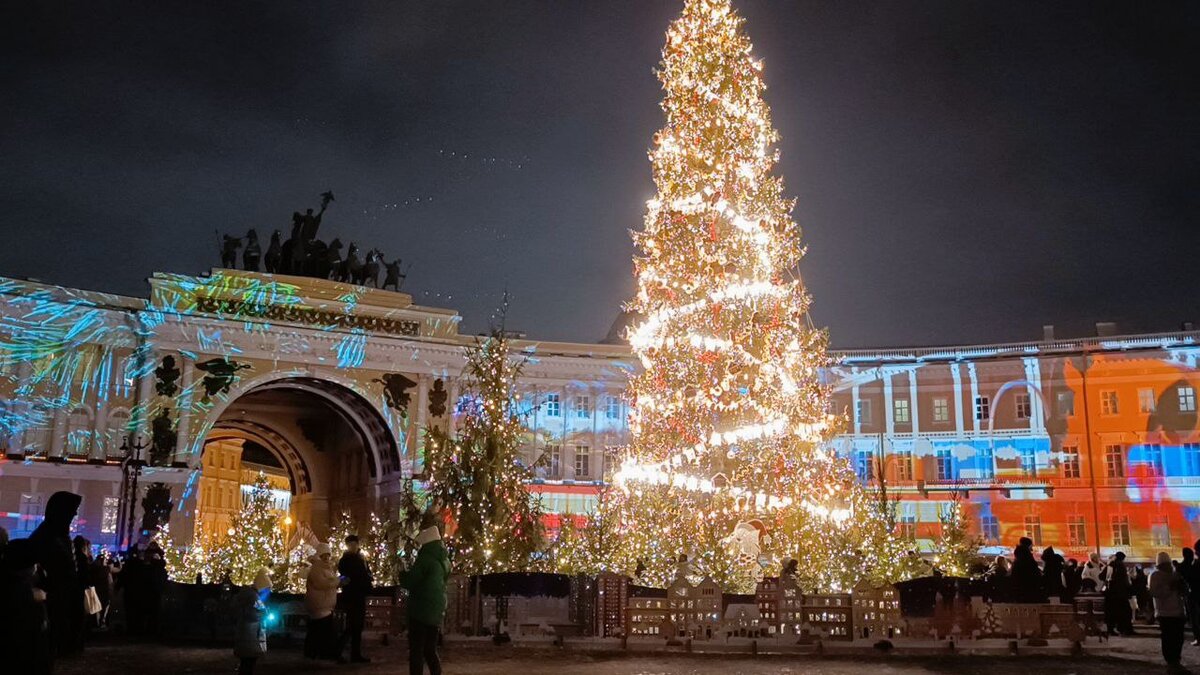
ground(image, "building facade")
xmin=1 ymin=270 xmax=1198 ymax=563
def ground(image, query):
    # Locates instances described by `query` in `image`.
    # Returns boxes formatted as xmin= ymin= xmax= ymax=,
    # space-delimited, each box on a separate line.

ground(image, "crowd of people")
xmin=981 ymin=536 xmax=1200 ymax=671
xmin=0 ymin=490 xmax=453 ymax=675
xmin=0 ymin=491 xmax=179 ymax=674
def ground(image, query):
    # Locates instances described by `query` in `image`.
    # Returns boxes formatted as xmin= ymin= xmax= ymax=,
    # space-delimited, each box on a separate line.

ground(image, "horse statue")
xmin=264 ymin=230 xmax=282 ymax=273
xmin=358 ymin=249 xmax=383 ymax=288
xmin=335 ymin=243 xmax=361 ymax=283
xmin=382 ymin=258 xmax=405 ymax=291
xmin=321 ymin=238 xmax=344 ymax=279
xmin=242 ymin=229 xmax=261 ymax=271
xmin=219 ymin=234 xmax=241 ymax=269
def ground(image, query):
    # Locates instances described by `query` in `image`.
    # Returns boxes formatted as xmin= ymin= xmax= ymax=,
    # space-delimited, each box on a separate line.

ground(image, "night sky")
xmin=3 ymin=2 xmax=1197 ymax=348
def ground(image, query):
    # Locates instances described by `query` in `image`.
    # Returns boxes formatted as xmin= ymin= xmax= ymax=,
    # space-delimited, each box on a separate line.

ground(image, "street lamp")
xmin=116 ymin=434 xmax=148 ymax=551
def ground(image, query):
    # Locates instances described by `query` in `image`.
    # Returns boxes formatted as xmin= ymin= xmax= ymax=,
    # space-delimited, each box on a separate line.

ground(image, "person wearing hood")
xmin=304 ymin=543 xmax=341 ymax=661
xmin=337 ymin=534 xmax=374 ymax=663
xmin=1150 ymin=552 xmax=1188 ymax=672
xmin=1010 ymin=537 xmax=1046 ymax=603
xmin=1041 ymin=547 xmax=1066 ymax=603
xmin=234 ymin=568 xmax=272 ymax=675
xmin=29 ymin=490 xmax=83 ymax=657
xmin=400 ymin=524 xmax=451 ymax=675
xmin=1106 ymin=551 xmax=1135 ymax=635
xmin=0 ymin=538 xmax=52 ymax=675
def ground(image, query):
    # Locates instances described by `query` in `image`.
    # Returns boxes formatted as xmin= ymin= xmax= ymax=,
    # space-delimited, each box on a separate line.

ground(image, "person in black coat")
xmin=1105 ymin=551 xmax=1134 ymax=635
xmin=1041 ymin=547 xmax=1066 ymax=602
xmin=1064 ymin=558 xmax=1083 ymax=603
xmin=1010 ymin=537 xmax=1046 ymax=603
xmin=337 ymin=535 xmax=373 ymax=663
xmin=29 ymin=491 xmax=83 ymax=658
xmin=1183 ymin=545 xmax=1200 ymax=645
xmin=0 ymin=539 xmax=52 ymax=675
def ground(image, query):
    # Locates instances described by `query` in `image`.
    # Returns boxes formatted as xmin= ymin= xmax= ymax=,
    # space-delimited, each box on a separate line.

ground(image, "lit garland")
xmin=423 ymin=331 xmax=547 ymax=574
xmin=610 ymin=0 xmax=905 ymax=593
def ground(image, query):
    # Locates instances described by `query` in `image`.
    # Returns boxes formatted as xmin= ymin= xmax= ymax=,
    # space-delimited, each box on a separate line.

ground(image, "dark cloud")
xmin=2 ymin=1 xmax=1197 ymax=346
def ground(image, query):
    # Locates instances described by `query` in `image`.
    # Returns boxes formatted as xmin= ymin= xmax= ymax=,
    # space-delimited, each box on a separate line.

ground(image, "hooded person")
xmin=234 ymin=568 xmax=272 ymax=675
xmin=1149 ymin=551 xmax=1188 ymax=671
xmin=401 ymin=524 xmax=451 ymax=675
xmin=1010 ymin=537 xmax=1045 ymax=603
xmin=1041 ymin=547 xmax=1066 ymax=602
xmin=0 ymin=538 xmax=52 ymax=675
xmin=29 ymin=491 xmax=83 ymax=657
xmin=1106 ymin=551 xmax=1134 ymax=635
xmin=304 ymin=543 xmax=341 ymax=661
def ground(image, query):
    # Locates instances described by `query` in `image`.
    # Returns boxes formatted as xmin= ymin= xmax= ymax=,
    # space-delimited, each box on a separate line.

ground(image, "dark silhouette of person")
xmin=29 ymin=491 xmax=83 ymax=658
xmin=338 ymin=535 xmax=373 ymax=663
xmin=1041 ymin=547 xmax=1065 ymax=602
xmin=1010 ymin=537 xmax=1045 ymax=603
xmin=1106 ymin=552 xmax=1135 ymax=635
xmin=0 ymin=538 xmax=52 ymax=674
xmin=1183 ymin=545 xmax=1200 ymax=645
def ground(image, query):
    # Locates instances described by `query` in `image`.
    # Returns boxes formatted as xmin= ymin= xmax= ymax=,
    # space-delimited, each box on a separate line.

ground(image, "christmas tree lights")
xmin=612 ymin=0 xmax=900 ymax=592
xmin=423 ymin=331 xmax=546 ymax=574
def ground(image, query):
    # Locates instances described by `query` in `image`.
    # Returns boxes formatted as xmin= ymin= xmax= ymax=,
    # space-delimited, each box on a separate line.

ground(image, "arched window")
xmin=65 ymin=406 xmax=94 ymax=458
xmin=107 ymin=408 xmax=132 ymax=458
xmin=22 ymin=404 xmax=51 ymax=456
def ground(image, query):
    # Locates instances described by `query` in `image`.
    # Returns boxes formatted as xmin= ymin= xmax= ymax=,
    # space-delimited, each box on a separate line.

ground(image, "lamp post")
xmin=116 ymin=434 xmax=148 ymax=551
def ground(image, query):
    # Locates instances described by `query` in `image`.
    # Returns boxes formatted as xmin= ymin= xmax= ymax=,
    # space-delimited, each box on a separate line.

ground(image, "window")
xmin=899 ymin=516 xmax=916 ymax=540
xmin=1138 ymin=388 xmax=1156 ymax=414
xmin=856 ymin=399 xmax=872 ymax=426
xmin=896 ymin=449 xmax=913 ymax=481
xmin=1020 ymin=446 xmax=1037 ymax=477
xmin=547 ymin=445 xmax=562 ymax=478
xmin=1152 ymin=516 xmax=1171 ymax=547
xmin=1184 ymin=443 xmax=1200 ymax=476
xmin=1181 ymin=386 xmax=1197 ymax=413
xmin=893 ymin=399 xmax=910 ymax=424
xmin=981 ymin=515 xmax=1000 ymax=543
xmin=545 ymin=393 xmax=561 ymax=417
xmin=574 ymin=446 xmax=590 ymax=478
xmin=605 ymin=395 xmax=622 ymax=420
xmin=1142 ymin=444 xmax=1164 ymax=477
xmin=65 ymin=407 xmax=92 ymax=457
xmin=1111 ymin=515 xmax=1131 ymax=547
xmin=974 ymin=396 xmax=990 ymax=421
xmin=101 ymin=496 xmax=120 ymax=534
xmin=1104 ymin=444 xmax=1125 ymax=478
xmin=1015 ymin=393 xmax=1032 ymax=420
xmin=932 ymin=397 xmax=949 ymax=423
xmin=977 ymin=444 xmax=995 ymax=479
xmin=1023 ymin=515 xmax=1043 ymax=547
xmin=575 ymin=395 xmax=591 ymax=419
xmin=17 ymin=494 xmax=43 ymax=536
xmin=1100 ymin=390 xmax=1119 ymax=416
xmin=935 ymin=447 xmax=953 ymax=481
xmin=1068 ymin=515 xmax=1087 ymax=547
xmin=1056 ymin=391 xmax=1075 ymax=417
xmin=1061 ymin=445 xmax=1081 ymax=479
xmin=854 ymin=450 xmax=873 ymax=482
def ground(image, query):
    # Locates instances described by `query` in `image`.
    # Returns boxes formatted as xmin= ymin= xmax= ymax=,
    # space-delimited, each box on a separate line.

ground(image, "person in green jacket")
xmin=401 ymin=524 xmax=450 ymax=675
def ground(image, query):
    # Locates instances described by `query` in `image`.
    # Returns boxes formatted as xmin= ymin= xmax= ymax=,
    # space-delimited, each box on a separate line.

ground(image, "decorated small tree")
xmin=423 ymin=330 xmax=546 ymax=574
xmin=221 ymin=472 xmax=285 ymax=585
xmin=552 ymin=485 xmax=623 ymax=576
xmin=933 ymin=495 xmax=982 ymax=577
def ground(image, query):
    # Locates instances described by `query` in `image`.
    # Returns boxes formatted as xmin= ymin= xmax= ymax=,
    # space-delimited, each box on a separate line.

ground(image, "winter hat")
xmin=1158 ymin=552 xmax=1173 ymax=567
xmin=316 ymin=542 xmax=332 ymax=557
xmin=415 ymin=525 xmax=441 ymax=547
xmin=253 ymin=568 xmax=272 ymax=591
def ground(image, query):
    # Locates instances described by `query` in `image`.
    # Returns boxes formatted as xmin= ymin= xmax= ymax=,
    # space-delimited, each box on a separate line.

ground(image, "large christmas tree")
xmin=423 ymin=331 xmax=546 ymax=574
xmin=613 ymin=0 xmax=897 ymax=592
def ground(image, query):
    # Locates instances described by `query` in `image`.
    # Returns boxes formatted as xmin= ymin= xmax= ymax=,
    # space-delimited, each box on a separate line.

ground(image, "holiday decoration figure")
xmin=611 ymin=0 xmax=899 ymax=592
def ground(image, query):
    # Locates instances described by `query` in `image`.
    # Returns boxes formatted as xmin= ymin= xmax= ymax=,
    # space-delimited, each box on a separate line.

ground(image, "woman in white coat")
xmin=304 ymin=543 xmax=342 ymax=661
